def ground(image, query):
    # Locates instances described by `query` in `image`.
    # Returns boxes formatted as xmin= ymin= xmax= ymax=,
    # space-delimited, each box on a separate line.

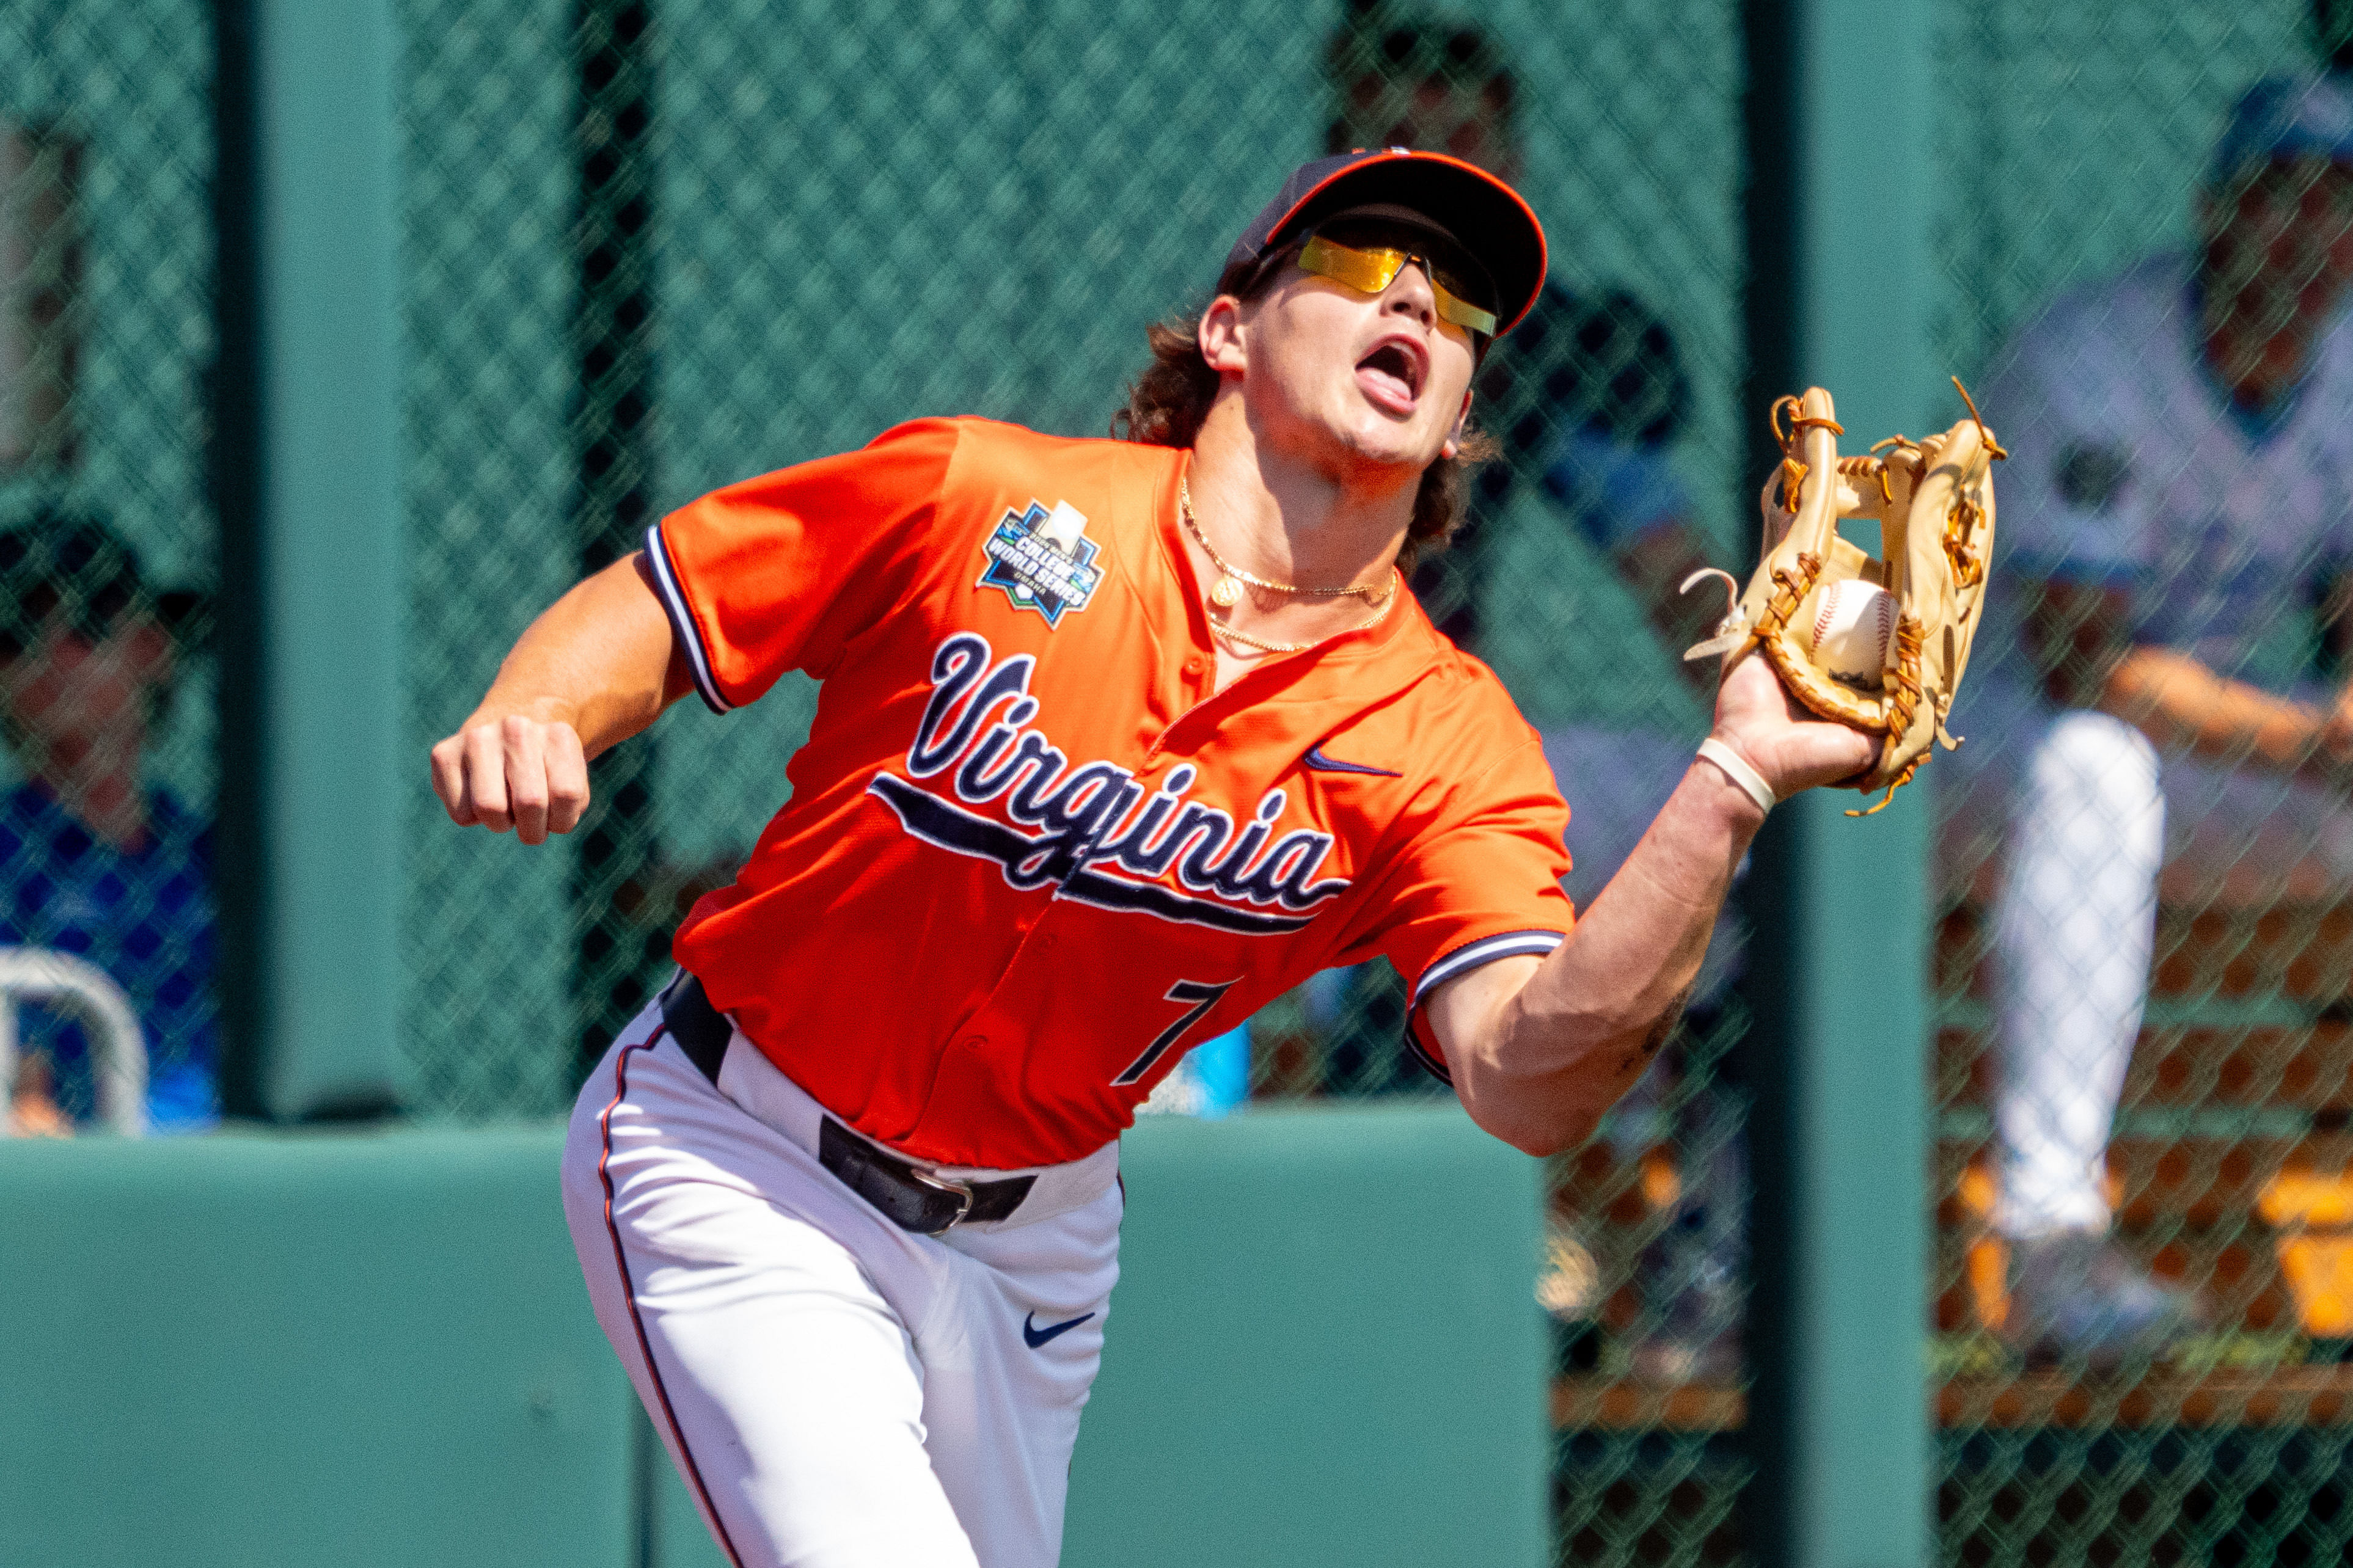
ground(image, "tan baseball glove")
xmin=1683 ymin=382 xmax=2002 ymax=814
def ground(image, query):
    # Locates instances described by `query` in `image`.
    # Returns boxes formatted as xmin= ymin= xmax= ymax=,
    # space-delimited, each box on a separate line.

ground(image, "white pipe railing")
xmin=0 ymin=947 xmax=147 ymax=1136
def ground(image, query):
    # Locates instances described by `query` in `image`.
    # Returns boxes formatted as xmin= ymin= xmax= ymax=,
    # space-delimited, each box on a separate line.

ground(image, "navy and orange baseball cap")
xmin=1220 ymin=148 xmax=1548 ymax=337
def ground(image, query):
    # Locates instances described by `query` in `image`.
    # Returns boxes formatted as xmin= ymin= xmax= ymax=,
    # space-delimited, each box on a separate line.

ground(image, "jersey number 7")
xmin=1109 ymin=979 xmax=1239 ymax=1087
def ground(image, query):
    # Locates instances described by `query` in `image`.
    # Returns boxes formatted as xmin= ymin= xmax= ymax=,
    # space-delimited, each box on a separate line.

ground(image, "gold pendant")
xmin=1209 ymin=575 xmax=1245 ymax=608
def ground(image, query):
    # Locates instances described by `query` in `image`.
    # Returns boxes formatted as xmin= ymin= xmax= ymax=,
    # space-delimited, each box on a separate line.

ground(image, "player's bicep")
xmin=1421 ymin=952 xmax=1543 ymax=1082
xmin=568 ymin=552 xmax=694 ymax=734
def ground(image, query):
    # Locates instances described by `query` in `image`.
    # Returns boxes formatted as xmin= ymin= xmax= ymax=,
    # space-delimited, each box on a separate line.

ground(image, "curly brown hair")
xmin=1110 ymin=310 xmax=1496 ymax=571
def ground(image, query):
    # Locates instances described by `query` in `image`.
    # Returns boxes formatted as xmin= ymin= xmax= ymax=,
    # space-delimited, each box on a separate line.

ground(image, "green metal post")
xmin=1743 ymin=1 xmax=1934 ymax=1564
xmin=230 ymin=0 xmax=406 ymax=1118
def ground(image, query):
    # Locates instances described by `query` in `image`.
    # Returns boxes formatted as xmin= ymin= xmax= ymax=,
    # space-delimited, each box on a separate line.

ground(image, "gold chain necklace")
xmin=1207 ymin=588 xmax=1397 ymax=655
xmin=1180 ymin=475 xmax=1394 ymax=609
xmin=1178 ymin=473 xmax=1399 ymax=654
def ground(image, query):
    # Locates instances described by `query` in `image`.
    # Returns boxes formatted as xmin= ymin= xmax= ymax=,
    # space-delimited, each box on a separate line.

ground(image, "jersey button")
xmin=1183 ymin=657 xmax=1204 ymax=676
xmin=961 ymin=1034 xmax=987 ymax=1052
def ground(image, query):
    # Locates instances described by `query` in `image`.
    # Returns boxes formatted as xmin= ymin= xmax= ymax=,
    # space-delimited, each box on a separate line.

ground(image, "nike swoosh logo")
xmin=1023 ymin=1310 xmax=1096 ymax=1349
xmin=1301 ymin=744 xmax=1401 ymax=778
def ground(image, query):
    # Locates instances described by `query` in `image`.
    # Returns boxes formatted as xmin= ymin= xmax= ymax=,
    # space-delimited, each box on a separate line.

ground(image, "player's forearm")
xmin=460 ymin=553 xmax=689 ymax=758
xmin=2098 ymin=646 xmax=2321 ymax=774
xmin=1446 ymin=760 xmax=1762 ymax=1156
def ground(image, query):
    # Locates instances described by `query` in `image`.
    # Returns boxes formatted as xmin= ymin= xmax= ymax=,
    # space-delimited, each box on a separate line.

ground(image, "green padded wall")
xmin=1 ymin=1105 xmax=1542 ymax=1567
xmin=0 ymin=1128 xmax=635 ymax=1567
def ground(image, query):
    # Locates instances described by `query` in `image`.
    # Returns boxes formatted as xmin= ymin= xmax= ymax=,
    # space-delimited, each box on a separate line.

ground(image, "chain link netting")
xmin=1934 ymin=0 xmax=2353 ymax=1561
xmin=35 ymin=0 xmax=2353 ymax=1560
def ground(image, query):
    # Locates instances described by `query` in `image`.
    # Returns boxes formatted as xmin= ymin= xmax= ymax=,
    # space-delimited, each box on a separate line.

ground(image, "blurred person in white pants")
xmin=1954 ymin=74 xmax=2353 ymax=1365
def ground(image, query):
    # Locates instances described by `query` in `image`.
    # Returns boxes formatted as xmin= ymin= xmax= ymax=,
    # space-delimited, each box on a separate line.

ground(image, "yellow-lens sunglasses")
xmin=1297 ymin=233 xmax=1499 ymax=337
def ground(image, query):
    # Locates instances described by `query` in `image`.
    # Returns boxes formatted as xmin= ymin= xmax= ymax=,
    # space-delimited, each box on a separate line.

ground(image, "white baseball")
xmin=1796 ymin=579 xmax=1895 ymax=691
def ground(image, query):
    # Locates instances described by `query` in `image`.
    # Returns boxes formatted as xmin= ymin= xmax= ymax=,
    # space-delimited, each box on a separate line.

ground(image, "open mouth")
xmin=1356 ymin=340 xmax=1425 ymax=410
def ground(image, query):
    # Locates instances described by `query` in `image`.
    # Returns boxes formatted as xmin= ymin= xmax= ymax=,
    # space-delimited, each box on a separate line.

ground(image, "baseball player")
xmin=430 ymin=150 xmax=1874 ymax=1567
xmin=1956 ymin=73 xmax=2353 ymax=1364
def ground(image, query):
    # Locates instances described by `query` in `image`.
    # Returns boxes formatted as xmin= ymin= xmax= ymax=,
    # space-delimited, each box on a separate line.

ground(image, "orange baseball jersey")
xmin=645 ymin=416 xmax=1576 ymax=1168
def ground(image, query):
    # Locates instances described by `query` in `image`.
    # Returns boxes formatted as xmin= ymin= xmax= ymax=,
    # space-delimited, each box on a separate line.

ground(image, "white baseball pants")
xmin=560 ymin=995 xmax=1122 ymax=1568
xmin=1985 ymin=710 xmax=2165 ymax=1238
xmin=1971 ymin=706 xmax=2353 ymax=1238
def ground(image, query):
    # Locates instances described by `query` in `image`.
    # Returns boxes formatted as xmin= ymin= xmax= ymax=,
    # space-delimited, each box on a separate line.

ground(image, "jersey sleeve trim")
xmin=643 ymin=522 xmax=733 ymax=715
xmin=1404 ymin=1022 xmax=1455 ymax=1085
xmin=1410 ymin=927 xmax=1568 ymax=1008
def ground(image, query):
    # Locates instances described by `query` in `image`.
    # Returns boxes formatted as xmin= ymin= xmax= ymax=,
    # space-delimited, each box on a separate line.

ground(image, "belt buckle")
xmin=907 ymin=1165 xmax=976 ymax=1233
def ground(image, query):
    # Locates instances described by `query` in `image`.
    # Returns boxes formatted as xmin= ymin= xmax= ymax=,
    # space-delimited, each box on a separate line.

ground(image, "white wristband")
xmin=1697 ymin=737 xmax=1777 ymax=816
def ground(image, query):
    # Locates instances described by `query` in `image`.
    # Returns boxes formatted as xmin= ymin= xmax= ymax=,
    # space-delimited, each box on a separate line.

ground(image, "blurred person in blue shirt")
xmin=0 ymin=512 xmax=216 ymax=1132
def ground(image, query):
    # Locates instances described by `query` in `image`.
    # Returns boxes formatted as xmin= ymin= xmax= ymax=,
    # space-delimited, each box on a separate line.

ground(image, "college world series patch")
xmin=976 ymin=499 xmax=1104 ymax=627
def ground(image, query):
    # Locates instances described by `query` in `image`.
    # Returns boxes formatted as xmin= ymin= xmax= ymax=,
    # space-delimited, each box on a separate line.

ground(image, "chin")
xmin=1349 ymin=421 xmax=1448 ymax=475
xmin=1261 ymin=393 xmax=1439 ymax=481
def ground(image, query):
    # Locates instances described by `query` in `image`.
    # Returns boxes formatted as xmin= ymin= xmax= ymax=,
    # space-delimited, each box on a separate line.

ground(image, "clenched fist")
xmin=430 ymin=712 xmax=591 ymax=846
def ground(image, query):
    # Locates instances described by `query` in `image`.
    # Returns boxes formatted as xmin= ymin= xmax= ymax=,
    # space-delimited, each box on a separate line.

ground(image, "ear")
xmin=1199 ymin=294 xmax=1250 ymax=377
xmin=1440 ymin=386 xmax=1473 ymax=461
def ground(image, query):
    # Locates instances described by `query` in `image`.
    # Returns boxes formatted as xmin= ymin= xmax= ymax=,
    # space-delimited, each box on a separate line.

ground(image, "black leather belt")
xmin=659 ymin=973 xmax=1036 ymax=1235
